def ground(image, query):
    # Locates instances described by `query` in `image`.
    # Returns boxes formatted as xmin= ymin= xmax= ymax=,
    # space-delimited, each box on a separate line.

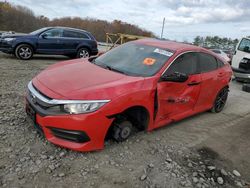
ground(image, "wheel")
xmin=15 ymin=44 xmax=33 ymax=60
xmin=77 ymin=48 xmax=90 ymax=58
xmin=211 ymin=87 xmax=229 ymax=113
xmin=112 ymin=120 xmax=133 ymax=142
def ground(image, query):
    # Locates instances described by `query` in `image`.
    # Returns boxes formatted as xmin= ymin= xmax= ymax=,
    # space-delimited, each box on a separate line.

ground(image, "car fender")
xmin=13 ymin=39 xmax=36 ymax=52
xmin=100 ymin=88 xmax=156 ymax=131
xmin=242 ymin=54 xmax=250 ymax=60
xmin=76 ymin=43 xmax=92 ymax=52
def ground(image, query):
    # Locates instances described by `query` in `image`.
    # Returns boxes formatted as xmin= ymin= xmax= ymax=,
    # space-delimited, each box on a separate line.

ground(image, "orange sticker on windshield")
xmin=143 ymin=58 xmax=156 ymax=66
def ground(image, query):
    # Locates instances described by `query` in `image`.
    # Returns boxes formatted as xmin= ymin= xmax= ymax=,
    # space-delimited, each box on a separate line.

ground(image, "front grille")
xmin=28 ymin=85 xmax=53 ymax=109
xmin=239 ymin=59 xmax=250 ymax=71
xmin=32 ymin=84 xmax=52 ymax=100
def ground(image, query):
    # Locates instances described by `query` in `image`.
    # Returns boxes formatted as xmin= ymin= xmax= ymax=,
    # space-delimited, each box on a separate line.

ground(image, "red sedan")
xmin=26 ymin=39 xmax=232 ymax=152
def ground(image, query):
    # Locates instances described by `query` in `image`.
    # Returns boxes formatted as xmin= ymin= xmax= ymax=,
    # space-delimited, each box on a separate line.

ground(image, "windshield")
xmin=238 ymin=38 xmax=250 ymax=53
xmin=94 ymin=43 xmax=174 ymax=77
xmin=30 ymin=28 xmax=49 ymax=35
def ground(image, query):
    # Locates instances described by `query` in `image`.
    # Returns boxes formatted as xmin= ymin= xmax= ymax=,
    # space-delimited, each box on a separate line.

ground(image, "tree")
xmin=0 ymin=2 xmax=155 ymax=42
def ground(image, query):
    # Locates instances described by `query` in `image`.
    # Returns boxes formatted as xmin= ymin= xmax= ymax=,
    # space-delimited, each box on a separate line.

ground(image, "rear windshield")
xmin=94 ymin=43 xmax=174 ymax=77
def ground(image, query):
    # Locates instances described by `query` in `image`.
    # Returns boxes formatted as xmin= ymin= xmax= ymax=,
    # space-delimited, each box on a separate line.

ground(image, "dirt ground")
xmin=0 ymin=52 xmax=250 ymax=188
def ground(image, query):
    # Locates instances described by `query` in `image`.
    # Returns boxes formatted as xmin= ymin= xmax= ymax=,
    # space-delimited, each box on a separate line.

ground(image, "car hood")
xmin=1 ymin=34 xmax=28 ymax=39
xmin=243 ymin=54 xmax=250 ymax=59
xmin=34 ymin=59 xmax=145 ymax=100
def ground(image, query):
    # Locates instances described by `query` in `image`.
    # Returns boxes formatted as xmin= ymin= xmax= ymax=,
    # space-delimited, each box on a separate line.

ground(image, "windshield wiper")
xmin=104 ymin=65 xmax=127 ymax=74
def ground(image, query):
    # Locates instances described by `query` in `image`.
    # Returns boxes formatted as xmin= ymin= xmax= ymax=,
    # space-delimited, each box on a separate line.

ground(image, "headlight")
xmin=240 ymin=58 xmax=249 ymax=63
xmin=63 ymin=101 xmax=109 ymax=114
xmin=4 ymin=38 xmax=15 ymax=42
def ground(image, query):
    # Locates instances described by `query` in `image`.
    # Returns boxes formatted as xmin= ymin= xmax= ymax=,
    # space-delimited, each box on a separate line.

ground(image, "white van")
xmin=231 ymin=37 xmax=250 ymax=81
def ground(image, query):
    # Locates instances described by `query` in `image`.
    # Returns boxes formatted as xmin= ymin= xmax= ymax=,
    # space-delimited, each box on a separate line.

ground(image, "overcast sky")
xmin=8 ymin=0 xmax=250 ymax=41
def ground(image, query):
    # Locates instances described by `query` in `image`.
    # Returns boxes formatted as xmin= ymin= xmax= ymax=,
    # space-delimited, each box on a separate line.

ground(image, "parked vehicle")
xmin=223 ymin=49 xmax=233 ymax=59
xmin=231 ymin=37 xmax=250 ymax=82
xmin=0 ymin=27 xmax=98 ymax=60
xmin=26 ymin=39 xmax=232 ymax=152
xmin=211 ymin=49 xmax=231 ymax=64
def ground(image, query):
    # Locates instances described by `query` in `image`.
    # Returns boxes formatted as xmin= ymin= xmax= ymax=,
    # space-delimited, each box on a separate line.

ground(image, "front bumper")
xmin=232 ymin=67 xmax=250 ymax=81
xmin=0 ymin=39 xmax=14 ymax=53
xmin=25 ymin=82 xmax=113 ymax=152
xmin=26 ymin=101 xmax=113 ymax=152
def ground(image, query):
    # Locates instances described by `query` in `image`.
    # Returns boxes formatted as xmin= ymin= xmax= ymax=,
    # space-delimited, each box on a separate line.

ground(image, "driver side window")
xmin=165 ymin=52 xmax=199 ymax=75
xmin=42 ymin=29 xmax=63 ymax=38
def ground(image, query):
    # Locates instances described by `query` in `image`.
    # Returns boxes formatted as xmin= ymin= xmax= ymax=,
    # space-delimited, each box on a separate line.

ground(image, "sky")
xmin=8 ymin=0 xmax=250 ymax=42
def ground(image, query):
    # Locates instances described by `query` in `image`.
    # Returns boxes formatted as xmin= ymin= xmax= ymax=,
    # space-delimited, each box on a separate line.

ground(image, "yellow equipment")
xmin=105 ymin=33 xmax=148 ymax=50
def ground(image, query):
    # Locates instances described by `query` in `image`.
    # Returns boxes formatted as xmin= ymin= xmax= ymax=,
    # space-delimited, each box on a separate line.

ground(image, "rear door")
xmin=195 ymin=52 xmax=221 ymax=111
xmin=156 ymin=52 xmax=201 ymax=127
xmin=62 ymin=29 xmax=90 ymax=54
xmin=37 ymin=28 xmax=64 ymax=54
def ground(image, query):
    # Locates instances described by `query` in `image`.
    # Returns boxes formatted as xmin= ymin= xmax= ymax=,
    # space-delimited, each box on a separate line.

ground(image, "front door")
xmin=37 ymin=28 xmax=64 ymax=54
xmin=155 ymin=52 xmax=201 ymax=128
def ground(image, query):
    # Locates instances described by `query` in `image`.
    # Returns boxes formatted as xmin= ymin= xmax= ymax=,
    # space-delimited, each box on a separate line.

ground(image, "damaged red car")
xmin=26 ymin=39 xmax=232 ymax=152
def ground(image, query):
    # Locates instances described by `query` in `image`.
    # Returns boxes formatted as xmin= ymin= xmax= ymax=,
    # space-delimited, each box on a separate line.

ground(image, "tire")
xmin=211 ymin=87 xmax=229 ymax=113
xmin=15 ymin=44 xmax=33 ymax=60
xmin=242 ymin=84 xmax=250 ymax=92
xmin=112 ymin=120 xmax=133 ymax=142
xmin=77 ymin=48 xmax=90 ymax=58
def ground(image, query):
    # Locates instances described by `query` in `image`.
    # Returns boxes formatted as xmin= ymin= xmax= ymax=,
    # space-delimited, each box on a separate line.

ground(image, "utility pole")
xmin=160 ymin=17 xmax=165 ymax=39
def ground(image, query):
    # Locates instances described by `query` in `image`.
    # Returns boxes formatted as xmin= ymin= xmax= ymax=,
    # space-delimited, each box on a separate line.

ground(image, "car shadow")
xmin=32 ymin=55 xmax=71 ymax=60
xmin=0 ymin=52 xmax=71 ymax=61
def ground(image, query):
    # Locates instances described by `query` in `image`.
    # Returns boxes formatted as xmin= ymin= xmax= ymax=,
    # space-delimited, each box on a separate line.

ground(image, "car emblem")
xmin=31 ymin=93 xmax=37 ymax=104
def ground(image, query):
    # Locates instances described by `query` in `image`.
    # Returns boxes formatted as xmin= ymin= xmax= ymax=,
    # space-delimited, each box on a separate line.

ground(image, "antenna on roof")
xmin=160 ymin=17 xmax=165 ymax=39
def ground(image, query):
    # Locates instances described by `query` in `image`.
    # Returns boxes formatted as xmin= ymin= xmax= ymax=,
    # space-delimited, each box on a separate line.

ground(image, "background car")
xmin=0 ymin=27 xmax=98 ymax=60
xmin=211 ymin=49 xmax=231 ymax=64
xmin=231 ymin=37 xmax=250 ymax=82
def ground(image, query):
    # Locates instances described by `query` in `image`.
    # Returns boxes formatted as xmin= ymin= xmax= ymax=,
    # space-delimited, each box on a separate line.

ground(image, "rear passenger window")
xmin=77 ymin=32 xmax=89 ymax=39
xmin=165 ymin=52 xmax=198 ymax=75
xmin=63 ymin=30 xmax=89 ymax=39
xmin=199 ymin=53 xmax=218 ymax=72
xmin=217 ymin=59 xmax=225 ymax=68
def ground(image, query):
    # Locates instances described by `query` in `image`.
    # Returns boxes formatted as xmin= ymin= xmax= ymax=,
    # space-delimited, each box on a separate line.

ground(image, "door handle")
xmin=167 ymin=98 xmax=175 ymax=103
xmin=187 ymin=81 xmax=201 ymax=86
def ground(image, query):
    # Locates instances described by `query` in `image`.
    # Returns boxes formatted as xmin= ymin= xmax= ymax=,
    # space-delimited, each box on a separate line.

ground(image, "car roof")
xmin=45 ymin=26 xmax=88 ymax=33
xmin=134 ymin=38 xmax=228 ymax=63
xmin=134 ymin=38 xmax=203 ymax=52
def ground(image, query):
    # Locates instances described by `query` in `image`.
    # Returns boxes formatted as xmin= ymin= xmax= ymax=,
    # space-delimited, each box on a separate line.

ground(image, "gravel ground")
xmin=0 ymin=52 xmax=250 ymax=188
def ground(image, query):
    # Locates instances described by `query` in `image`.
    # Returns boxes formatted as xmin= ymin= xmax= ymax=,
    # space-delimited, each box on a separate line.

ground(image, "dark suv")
xmin=0 ymin=27 xmax=98 ymax=60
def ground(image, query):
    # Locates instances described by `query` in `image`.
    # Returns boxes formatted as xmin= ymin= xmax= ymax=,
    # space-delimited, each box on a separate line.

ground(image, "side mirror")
xmin=41 ymin=33 xmax=48 ymax=39
xmin=161 ymin=72 xmax=189 ymax=82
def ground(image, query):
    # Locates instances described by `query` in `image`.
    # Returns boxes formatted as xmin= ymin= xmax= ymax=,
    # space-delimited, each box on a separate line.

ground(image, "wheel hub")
xmin=19 ymin=47 xmax=31 ymax=58
xmin=79 ymin=50 xmax=89 ymax=58
xmin=120 ymin=127 xmax=131 ymax=139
